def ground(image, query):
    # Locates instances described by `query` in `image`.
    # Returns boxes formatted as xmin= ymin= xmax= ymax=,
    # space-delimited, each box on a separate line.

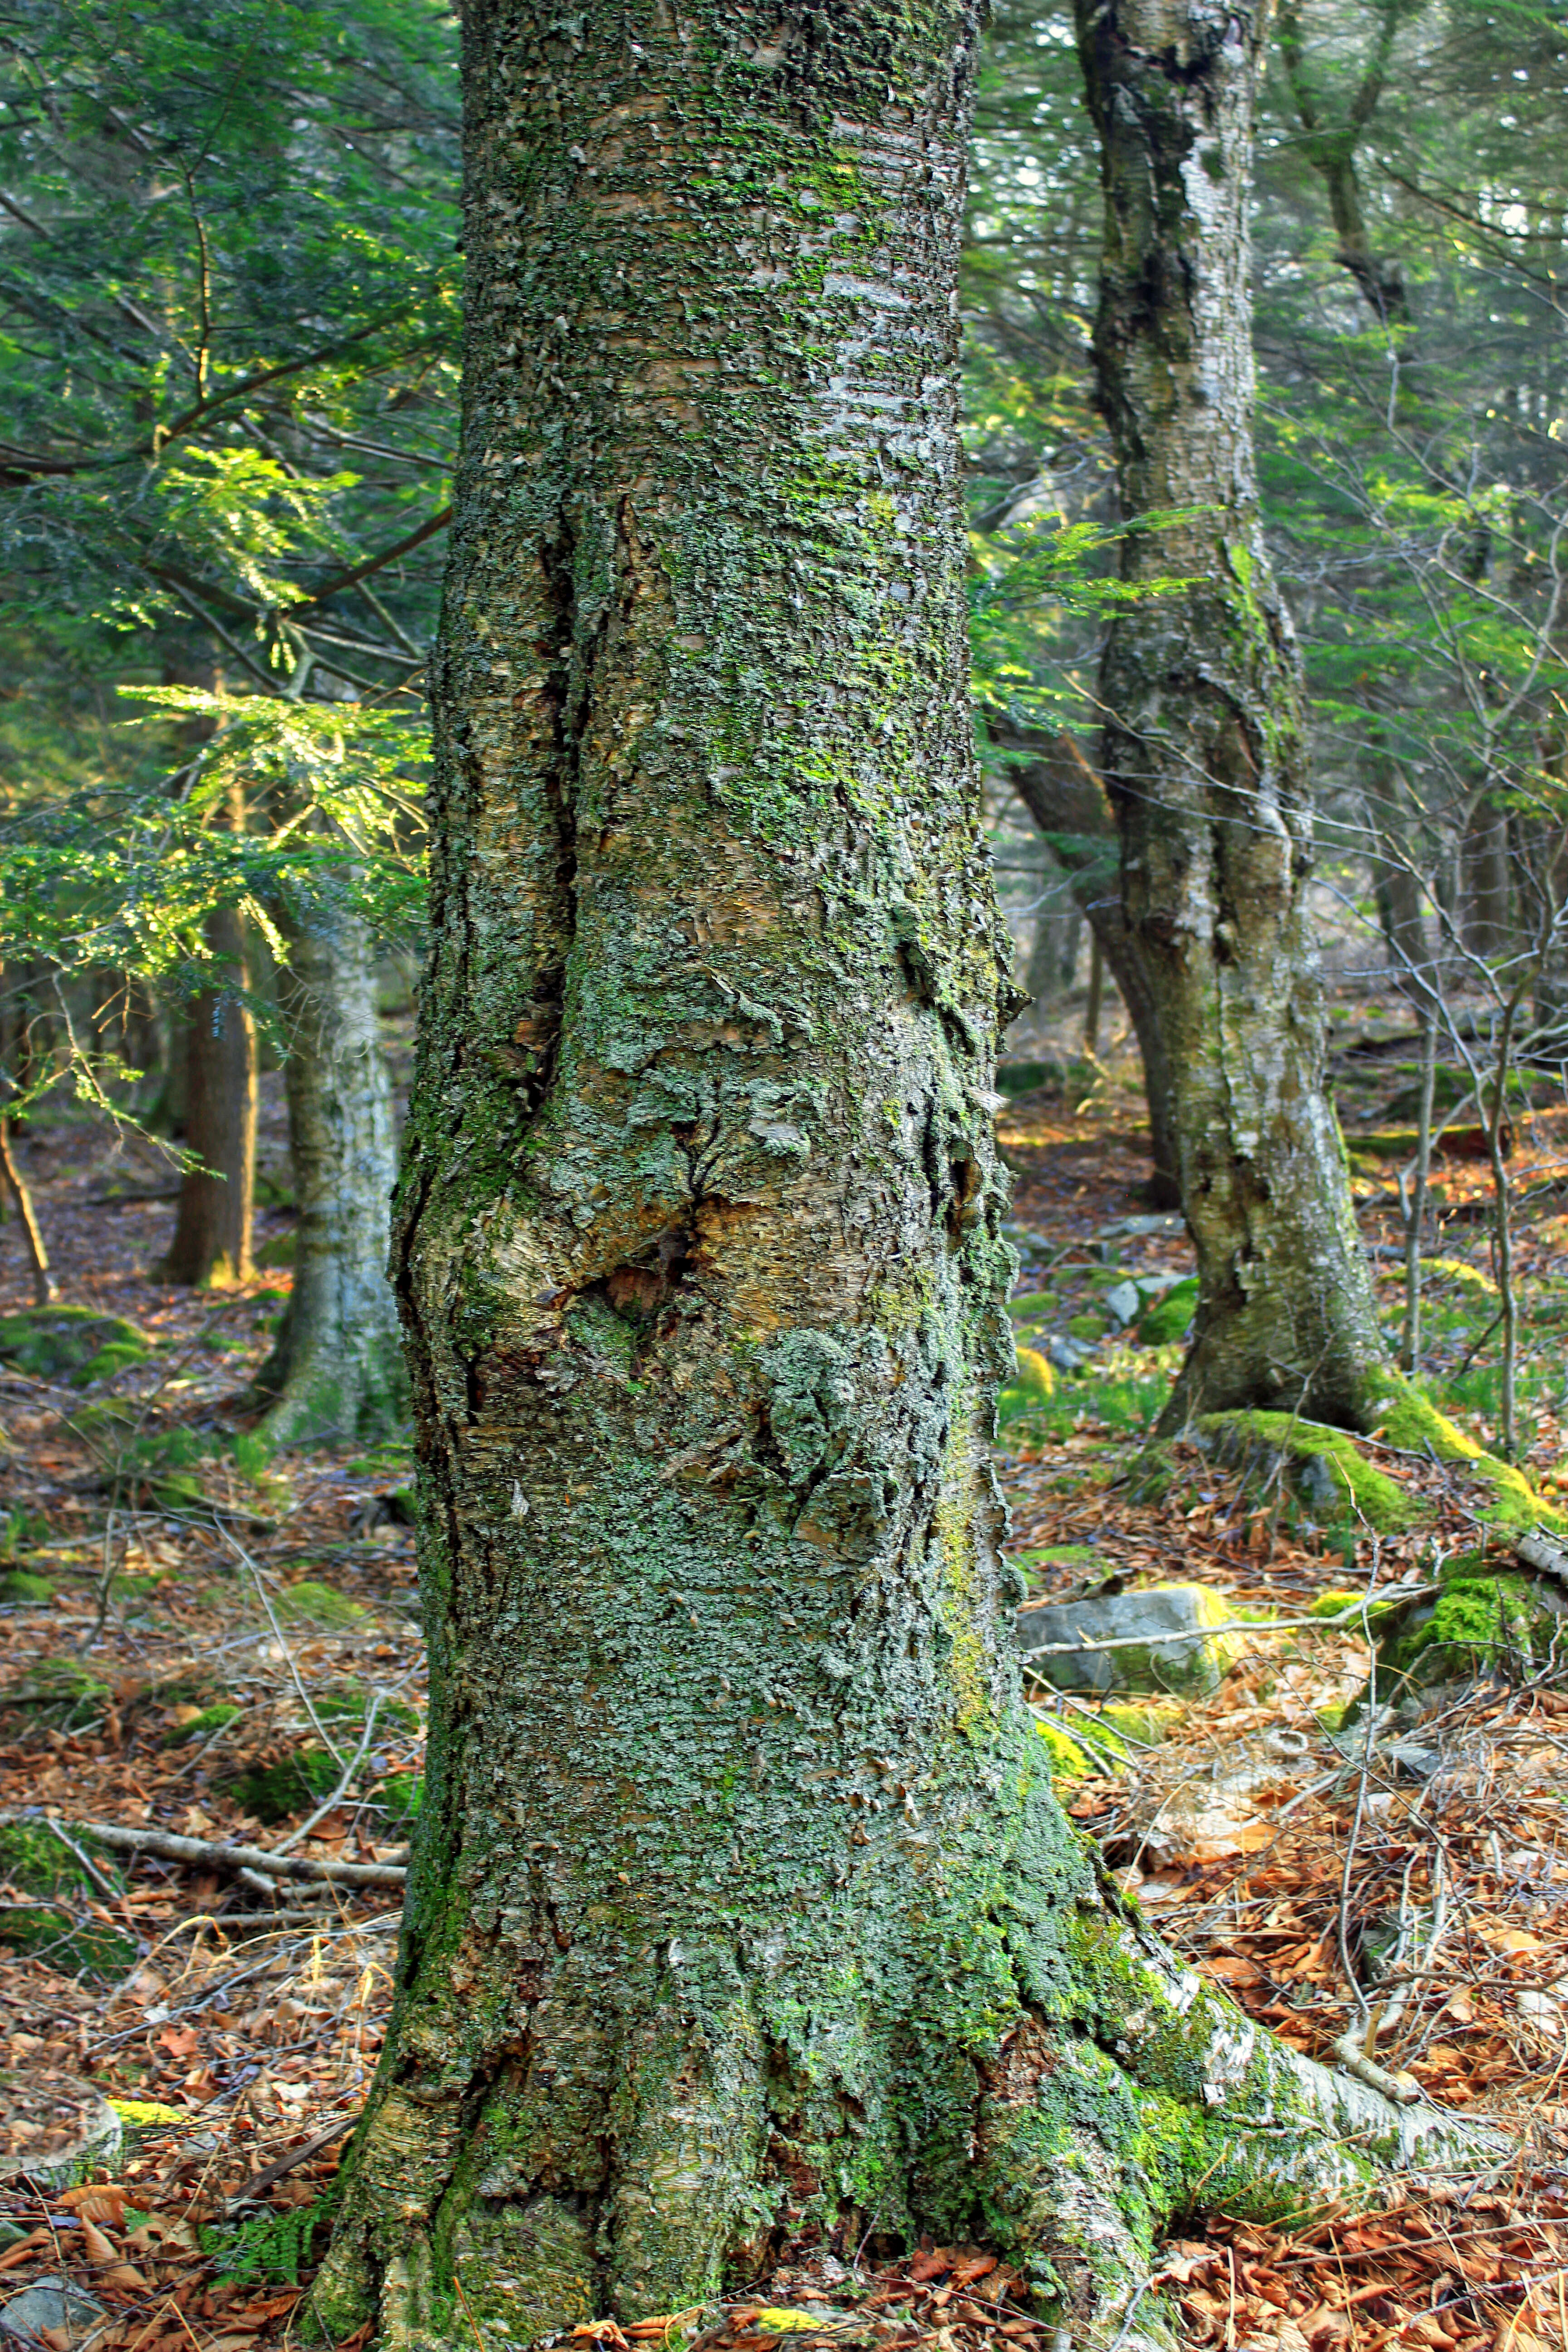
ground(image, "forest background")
xmin=2 ymin=2 xmax=1568 ymax=2350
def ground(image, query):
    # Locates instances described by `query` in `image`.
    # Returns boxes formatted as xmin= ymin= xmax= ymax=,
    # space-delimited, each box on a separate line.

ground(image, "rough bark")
xmin=996 ymin=724 xmax=1180 ymax=1205
xmin=313 ymin=9 xmax=1495 ymax=2347
xmin=153 ymin=905 xmax=256 ymax=1288
xmin=254 ymin=892 xmax=407 ymax=1447
xmin=1074 ymin=0 xmax=1390 ymax=1428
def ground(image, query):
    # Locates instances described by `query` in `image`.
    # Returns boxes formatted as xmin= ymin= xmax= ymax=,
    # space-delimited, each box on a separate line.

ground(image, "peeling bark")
xmin=313 ymin=9 xmax=1498 ymax=2346
xmin=1074 ymin=0 xmax=1390 ymax=1427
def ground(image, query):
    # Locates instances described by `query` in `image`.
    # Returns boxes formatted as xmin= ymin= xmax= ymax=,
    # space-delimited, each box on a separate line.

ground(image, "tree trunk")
xmin=254 ymin=893 xmax=407 ymax=1446
xmin=0 ymin=1116 xmax=55 ymax=1304
xmin=314 ymin=9 xmax=1491 ymax=2345
xmin=1022 ymin=887 xmax=1081 ymax=1006
xmin=1463 ymin=802 xmax=1512 ymax=960
xmin=998 ymin=725 xmax=1181 ymax=1205
xmin=153 ymin=906 xmax=256 ymax=1287
xmin=1074 ymin=0 xmax=1389 ymax=1428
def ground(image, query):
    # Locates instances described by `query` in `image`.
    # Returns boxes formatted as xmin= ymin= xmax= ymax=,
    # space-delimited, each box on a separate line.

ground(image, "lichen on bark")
xmin=312 ymin=9 xmax=1500 ymax=2348
xmin=255 ymin=888 xmax=407 ymax=1447
xmin=1074 ymin=0 xmax=1392 ymax=1430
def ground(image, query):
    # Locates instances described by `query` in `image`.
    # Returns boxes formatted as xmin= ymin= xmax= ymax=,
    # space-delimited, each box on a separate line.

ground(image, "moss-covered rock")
xmin=1375 ymin=1553 xmax=1568 ymax=1695
xmin=274 ymin=1580 xmax=367 ymax=1629
xmin=0 ymin=1305 xmax=151 ymax=1387
xmin=1018 ymin=1584 xmax=1248 ymax=1698
xmin=1359 ymin=1377 xmax=1568 ymax=1535
xmin=1197 ymin=1410 xmax=1419 ymax=1534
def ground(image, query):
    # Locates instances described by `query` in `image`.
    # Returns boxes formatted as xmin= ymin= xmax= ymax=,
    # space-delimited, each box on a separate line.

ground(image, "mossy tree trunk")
xmin=314 ymin=9 xmax=1491 ymax=2347
xmin=1074 ymin=0 xmax=1390 ymax=1428
xmin=255 ymin=888 xmax=406 ymax=1446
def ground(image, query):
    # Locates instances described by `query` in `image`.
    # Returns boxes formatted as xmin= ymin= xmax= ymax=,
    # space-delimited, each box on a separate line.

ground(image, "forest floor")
xmin=2 ymin=1006 xmax=1568 ymax=2352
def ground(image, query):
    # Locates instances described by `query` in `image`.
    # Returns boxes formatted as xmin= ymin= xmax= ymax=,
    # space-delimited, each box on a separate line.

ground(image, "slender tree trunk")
xmin=1463 ymin=801 xmax=1512 ymax=960
xmin=153 ymin=906 xmax=256 ymax=1287
xmin=314 ymin=10 xmax=1485 ymax=2347
xmin=0 ymin=1117 xmax=55 ymax=1304
xmin=255 ymin=892 xmax=407 ymax=1446
xmin=1022 ymin=887 xmax=1080 ymax=1006
xmin=1074 ymin=0 xmax=1389 ymax=1428
xmin=996 ymin=726 xmax=1181 ymax=1204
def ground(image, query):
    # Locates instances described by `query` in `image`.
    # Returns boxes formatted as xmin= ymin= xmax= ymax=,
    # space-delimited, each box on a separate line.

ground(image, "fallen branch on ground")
xmin=4 ymin=1814 xmax=406 ymax=1887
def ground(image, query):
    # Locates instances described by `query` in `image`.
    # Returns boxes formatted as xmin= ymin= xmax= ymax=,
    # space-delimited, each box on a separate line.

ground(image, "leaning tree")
xmin=313 ymin=7 xmax=1490 ymax=2347
xmin=1075 ymin=0 xmax=1391 ymax=1428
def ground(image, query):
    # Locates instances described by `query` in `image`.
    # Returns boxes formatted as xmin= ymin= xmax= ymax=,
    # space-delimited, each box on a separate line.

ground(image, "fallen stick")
xmin=8 ymin=1815 xmax=406 ymax=1888
xmin=225 ymin=2113 xmax=358 ymax=2213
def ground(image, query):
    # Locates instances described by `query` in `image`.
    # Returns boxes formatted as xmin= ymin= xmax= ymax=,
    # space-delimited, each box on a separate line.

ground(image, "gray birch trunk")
xmin=313 ymin=8 xmax=1498 ymax=2346
xmin=255 ymin=897 xmax=406 ymax=1447
xmin=1074 ymin=0 xmax=1390 ymax=1429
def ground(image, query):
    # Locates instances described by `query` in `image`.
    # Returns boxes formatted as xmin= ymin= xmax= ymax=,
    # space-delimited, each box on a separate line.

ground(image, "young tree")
xmin=254 ymin=877 xmax=406 ymax=1444
xmin=314 ymin=8 xmax=1484 ymax=2345
xmin=152 ymin=903 xmax=257 ymax=1286
xmin=1073 ymin=0 xmax=1390 ymax=1427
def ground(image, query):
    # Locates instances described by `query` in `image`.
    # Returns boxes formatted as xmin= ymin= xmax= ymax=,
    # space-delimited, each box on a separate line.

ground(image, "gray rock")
xmin=1044 ymin=1334 xmax=1094 ymax=1372
xmin=1 ymin=2280 xmax=107 ymax=2348
xmin=1016 ymin=1584 xmax=1248 ymax=1698
xmin=0 ymin=2073 xmax=122 ymax=2190
xmin=1101 ymin=1279 xmax=1142 ymax=1328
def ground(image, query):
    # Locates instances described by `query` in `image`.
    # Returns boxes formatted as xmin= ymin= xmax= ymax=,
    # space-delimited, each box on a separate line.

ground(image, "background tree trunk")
xmin=312 ymin=9 xmax=1475 ymax=2347
xmin=255 ymin=893 xmax=407 ymax=1446
xmin=997 ymin=724 xmax=1181 ymax=1204
xmin=153 ymin=906 xmax=256 ymax=1287
xmin=1075 ymin=0 xmax=1389 ymax=1428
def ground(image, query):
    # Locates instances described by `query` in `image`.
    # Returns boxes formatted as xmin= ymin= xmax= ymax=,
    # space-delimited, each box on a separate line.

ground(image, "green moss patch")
xmin=274 ymin=1580 xmax=367 ymax=1629
xmin=377 ymin=1771 xmax=422 ymax=1824
xmin=0 ymin=1304 xmax=151 ymax=1386
xmin=1361 ymin=1376 xmax=1568 ymax=1535
xmin=225 ymin=1745 xmax=342 ymax=1824
xmin=1198 ymin=1410 xmax=1419 ymax=1534
xmin=1031 ymin=1717 xmax=1098 ymax=1785
xmin=0 ymin=1570 xmax=54 ymax=1605
xmin=0 ymin=1823 xmax=133 ymax=1980
xmin=1377 ymin=1568 xmax=1566 ymax=1695
xmin=160 ymin=1701 xmax=242 ymax=1749
xmin=0 ymin=1657 xmax=110 ymax=1731
xmin=1137 ymin=1276 xmax=1198 ymax=1345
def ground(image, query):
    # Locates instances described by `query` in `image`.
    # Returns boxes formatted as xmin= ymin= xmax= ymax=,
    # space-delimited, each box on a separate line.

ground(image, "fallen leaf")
xmin=58 ymin=2187 xmax=127 ymax=2229
xmin=1480 ymin=1925 xmax=1546 ymax=1955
